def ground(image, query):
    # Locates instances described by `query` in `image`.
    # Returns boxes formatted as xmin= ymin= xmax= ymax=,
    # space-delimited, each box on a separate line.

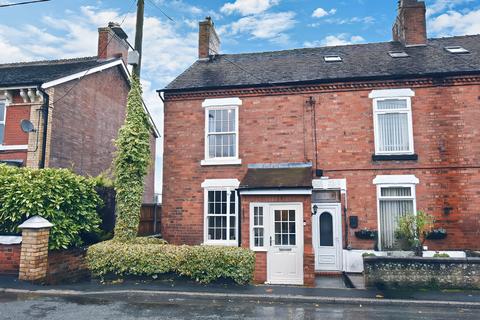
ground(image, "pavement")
xmin=0 ymin=275 xmax=479 ymax=309
xmin=1 ymin=291 xmax=479 ymax=320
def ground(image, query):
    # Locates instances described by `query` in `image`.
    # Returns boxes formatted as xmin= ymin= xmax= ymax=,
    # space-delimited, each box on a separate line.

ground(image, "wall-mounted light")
xmin=312 ymin=205 xmax=318 ymax=216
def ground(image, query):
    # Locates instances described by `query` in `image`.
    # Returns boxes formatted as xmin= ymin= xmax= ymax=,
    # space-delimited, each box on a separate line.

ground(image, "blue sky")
xmin=1 ymin=0 xmax=479 ymax=195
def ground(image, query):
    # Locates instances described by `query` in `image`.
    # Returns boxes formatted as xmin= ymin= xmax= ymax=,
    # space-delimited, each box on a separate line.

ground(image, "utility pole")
xmin=133 ymin=0 xmax=144 ymax=78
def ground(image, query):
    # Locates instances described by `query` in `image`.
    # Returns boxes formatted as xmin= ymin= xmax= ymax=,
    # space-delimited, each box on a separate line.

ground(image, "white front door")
xmin=313 ymin=203 xmax=343 ymax=271
xmin=267 ymin=204 xmax=304 ymax=285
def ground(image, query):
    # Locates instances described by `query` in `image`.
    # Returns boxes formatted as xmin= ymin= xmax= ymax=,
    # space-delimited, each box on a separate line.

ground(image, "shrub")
xmin=87 ymin=240 xmax=255 ymax=285
xmin=113 ymin=74 xmax=151 ymax=241
xmin=362 ymin=252 xmax=376 ymax=257
xmin=0 ymin=165 xmax=102 ymax=250
xmin=433 ymin=253 xmax=450 ymax=258
xmin=395 ymin=211 xmax=434 ymax=255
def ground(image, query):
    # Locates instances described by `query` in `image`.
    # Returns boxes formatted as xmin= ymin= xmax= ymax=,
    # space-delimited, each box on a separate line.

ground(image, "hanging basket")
xmin=355 ymin=229 xmax=378 ymax=240
xmin=426 ymin=229 xmax=447 ymax=240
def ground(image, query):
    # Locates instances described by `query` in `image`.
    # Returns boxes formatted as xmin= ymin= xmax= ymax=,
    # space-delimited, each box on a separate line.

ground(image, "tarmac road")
xmin=0 ymin=292 xmax=478 ymax=320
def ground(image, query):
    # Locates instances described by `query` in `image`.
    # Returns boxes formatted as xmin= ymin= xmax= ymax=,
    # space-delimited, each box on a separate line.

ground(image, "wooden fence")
xmin=138 ymin=204 xmax=162 ymax=236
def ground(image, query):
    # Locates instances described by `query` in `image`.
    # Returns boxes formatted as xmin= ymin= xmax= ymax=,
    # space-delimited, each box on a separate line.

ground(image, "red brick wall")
xmin=162 ymin=79 xmax=480 ymax=251
xmin=0 ymin=244 xmax=21 ymax=275
xmin=48 ymin=67 xmax=155 ymax=202
xmin=48 ymin=67 xmax=128 ymax=177
xmin=0 ymin=95 xmax=30 ymax=164
xmin=46 ymin=248 xmax=89 ymax=285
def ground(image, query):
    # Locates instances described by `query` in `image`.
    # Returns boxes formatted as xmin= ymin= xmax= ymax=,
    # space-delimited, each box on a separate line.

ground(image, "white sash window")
xmin=370 ymin=89 xmax=415 ymax=155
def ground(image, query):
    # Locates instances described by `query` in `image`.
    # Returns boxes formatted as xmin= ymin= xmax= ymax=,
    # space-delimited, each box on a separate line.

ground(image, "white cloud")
xmin=426 ymin=0 xmax=474 ymax=17
xmin=304 ymin=34 xmax=365 ymax=47
xmin=226 ymin=11 xmax=296 ymax=42
xmin=428 ymin=9 xmax=480 ymax=36
xmin=221 ymin=0 xmax=280 ymax=16
xmin=312 ymin=7 xmax=337 ymax=18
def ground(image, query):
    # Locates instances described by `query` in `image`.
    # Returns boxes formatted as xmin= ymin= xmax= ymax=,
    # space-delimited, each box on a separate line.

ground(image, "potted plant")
xmin=395 ymin=211 xmax=434 ymax=257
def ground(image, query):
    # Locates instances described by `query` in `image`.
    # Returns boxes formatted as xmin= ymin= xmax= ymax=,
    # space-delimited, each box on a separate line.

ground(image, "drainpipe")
xmin=37 ymin=87 xmax=49 ymax=169
xmin=237 ymin=189 xmax=242 ymax=247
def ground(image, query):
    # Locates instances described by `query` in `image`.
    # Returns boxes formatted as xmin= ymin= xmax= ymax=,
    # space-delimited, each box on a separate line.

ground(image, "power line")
xmin=145 ymin=0 xmax=174 ymax=22
xmin=51 ymin=0 xmax=137 ymax=105
xmin=0 ymin=0 xmax=50 ymax=8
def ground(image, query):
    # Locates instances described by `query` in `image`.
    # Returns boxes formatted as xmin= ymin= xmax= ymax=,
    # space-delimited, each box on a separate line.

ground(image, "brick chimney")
xmin=98 ymin=22 xmax=129 ymax=64
xmin=392 ymin=0 xmax=427 ymax=47
xmin=198 ymin=17 xmax=220 ymax=59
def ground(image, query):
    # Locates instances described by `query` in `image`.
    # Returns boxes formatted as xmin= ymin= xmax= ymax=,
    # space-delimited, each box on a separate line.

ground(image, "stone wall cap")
xmin=18 ymin=216 xmax=53 ymax=229
xmin=0 ymin=235 xmax=22 ymax=245
xmin=364 ymin=255 xmax=480 ymax=264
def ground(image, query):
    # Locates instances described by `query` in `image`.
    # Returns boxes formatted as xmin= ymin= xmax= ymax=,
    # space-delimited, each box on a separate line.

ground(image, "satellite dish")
xmin=20 ymin=119 xmax=36 ymax=133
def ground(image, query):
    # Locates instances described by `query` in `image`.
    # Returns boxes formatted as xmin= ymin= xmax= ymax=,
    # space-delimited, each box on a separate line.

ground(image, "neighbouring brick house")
xmin=0 ymin=23 xmax=158 ymax=204
xmin=159 ymin=0 xmax=480 ymax=286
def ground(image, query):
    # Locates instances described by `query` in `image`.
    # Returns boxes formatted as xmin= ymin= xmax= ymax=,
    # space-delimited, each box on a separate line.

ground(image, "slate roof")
xmin=164 ymin=35 xmax=480 ymax=92
xmin=0 ymin=57 xmax=120 ymax=87
xmin=240 ymin=166 xmax=312 ymax=190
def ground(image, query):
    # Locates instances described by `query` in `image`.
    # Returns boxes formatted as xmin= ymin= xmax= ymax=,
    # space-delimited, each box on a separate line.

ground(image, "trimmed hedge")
xmin=86 ymin=240 xmax=255 ymax=285
xmin=0 ymin=165 xmax=101 ymax=250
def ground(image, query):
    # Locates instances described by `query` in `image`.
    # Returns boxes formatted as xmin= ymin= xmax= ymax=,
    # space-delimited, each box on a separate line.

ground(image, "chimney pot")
xmin=392 ymin=0 xmax=427 ymax=47
xmin=198 ymin=17 xmax=220 ymax=59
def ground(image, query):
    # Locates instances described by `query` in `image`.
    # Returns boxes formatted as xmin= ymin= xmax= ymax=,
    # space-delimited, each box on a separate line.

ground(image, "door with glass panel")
xmin=313 ymin=204 xmax=342 ymax=271
xmin=267 ymin=204 xmax=304 ymax=285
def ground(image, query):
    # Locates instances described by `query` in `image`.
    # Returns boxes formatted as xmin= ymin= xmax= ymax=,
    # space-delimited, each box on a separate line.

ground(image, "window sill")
xmin=202 ymin=241 xmax=238 ymax=247
xmin=372 ymin=154 xmax=418 ymax=161
xmin=201 ymin=158 xmax=242 ymax=166
xmin=0 ymin=145 xmax=28 ymax=152
xmin=251 ymin=248 xmax=268 ymax=252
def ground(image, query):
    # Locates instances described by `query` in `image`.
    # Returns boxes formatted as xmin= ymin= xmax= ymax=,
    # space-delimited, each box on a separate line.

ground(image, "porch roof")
xmin=239 ymin=166 xmax=312 ymax=190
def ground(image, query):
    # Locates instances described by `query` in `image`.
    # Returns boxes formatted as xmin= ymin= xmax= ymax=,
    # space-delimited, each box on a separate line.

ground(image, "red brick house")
xmin=159 ymin=0 xmax=480 ymax=286
xmin=0 ymin=23 xmax=158 ymax=203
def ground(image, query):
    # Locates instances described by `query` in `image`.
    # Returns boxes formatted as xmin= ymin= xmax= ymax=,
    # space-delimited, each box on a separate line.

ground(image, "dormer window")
xmin=388 ymin=51 xmax=409 ymax=58
xmin=324 ymin=55 xmax=342 ymax=62
xmin=444 ymin=46 xmax=469 ymax=54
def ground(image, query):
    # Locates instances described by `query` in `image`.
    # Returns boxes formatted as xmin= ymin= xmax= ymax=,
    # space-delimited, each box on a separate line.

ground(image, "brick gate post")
xmin=18 ymin=216 xmax=53 ymax=282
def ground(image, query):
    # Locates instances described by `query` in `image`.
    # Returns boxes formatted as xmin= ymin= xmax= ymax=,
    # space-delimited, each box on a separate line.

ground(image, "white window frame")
xmin=202 ymin=179 xmax=240 ymax=246
xmin=0 ymin=99 xmax=7 ymax=145
xmin=201 ymin=98 xmax=242 ymax=166
xmin=374 ymin=175 xmax=419 ymax=251
xmin=249 ymin=203 xmax=268 ymax=251
xmin=369 ymin=89 xmax=415 ymax=155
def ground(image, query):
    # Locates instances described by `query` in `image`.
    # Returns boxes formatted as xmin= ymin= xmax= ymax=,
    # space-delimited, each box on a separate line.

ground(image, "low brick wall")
xmin=0 ymin=244 xmax=21 ymax=275
xmin=364 ymin=256 xmax=480 ymax=289
xmin=46 ymin=248 xmax=90 ymax=285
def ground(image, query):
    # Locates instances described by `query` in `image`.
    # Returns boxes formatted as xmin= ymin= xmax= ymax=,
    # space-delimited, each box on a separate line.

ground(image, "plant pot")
xmin=355 ymin=230 xmax=377 ymax=240
xmin=426 ymin=229 xmax=447 ymax=240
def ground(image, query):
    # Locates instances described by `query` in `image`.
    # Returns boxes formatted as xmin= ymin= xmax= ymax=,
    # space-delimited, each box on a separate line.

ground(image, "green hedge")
xmin=0 ymin=165 xmax=102 ymax=250
xmin=86 ymin=240 xmax=256 ymax=285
